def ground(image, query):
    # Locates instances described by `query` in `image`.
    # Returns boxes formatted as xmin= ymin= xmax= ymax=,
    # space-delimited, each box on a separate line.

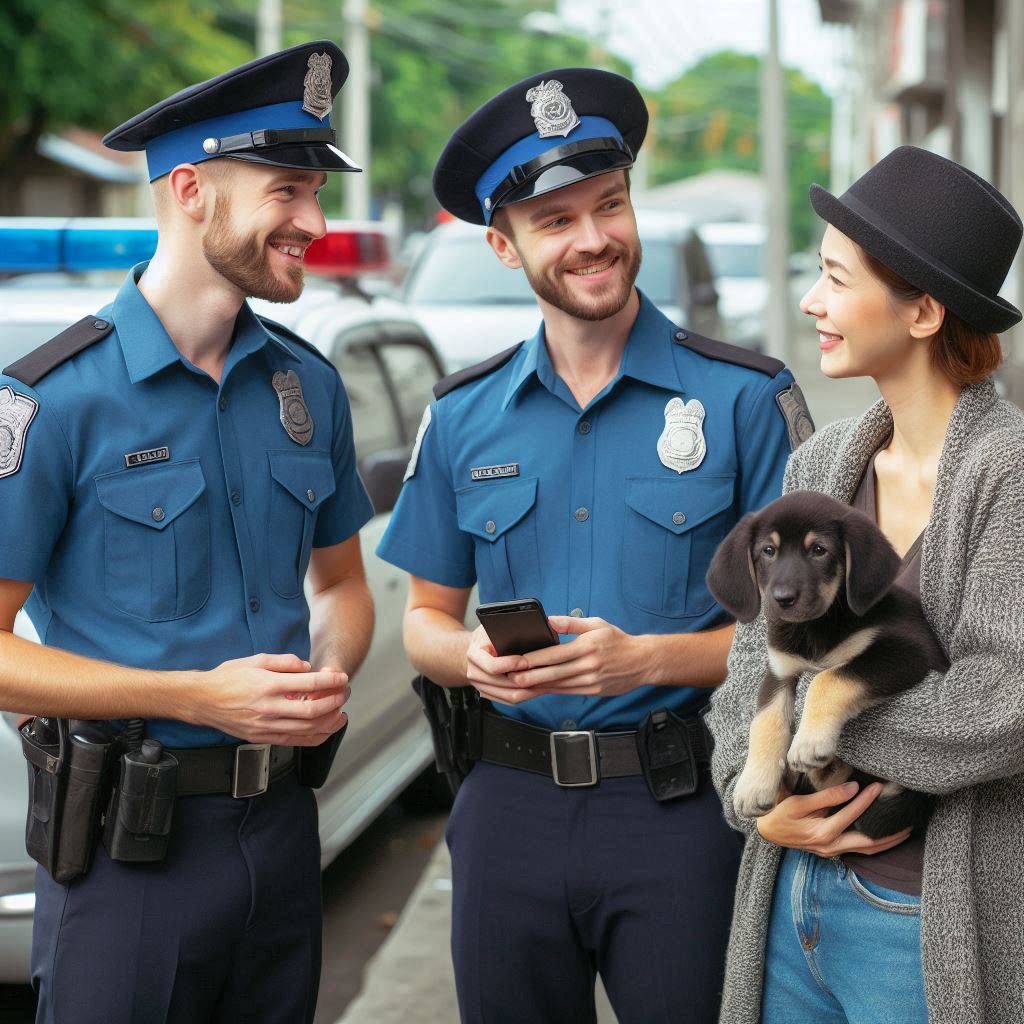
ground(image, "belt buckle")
xmin=549 ymin=731 xmax=598 ymax=787
xmin=232 ymin=743 xmax=271 ymax=798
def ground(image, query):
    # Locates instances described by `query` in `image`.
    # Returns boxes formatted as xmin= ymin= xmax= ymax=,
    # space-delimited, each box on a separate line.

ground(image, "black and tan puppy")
xmin=706 ymin=490 xmax=947 ymax=839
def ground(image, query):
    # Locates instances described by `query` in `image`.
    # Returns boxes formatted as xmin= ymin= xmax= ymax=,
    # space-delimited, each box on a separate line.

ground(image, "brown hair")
xmin=859 ymin=248 xmax=1003 ymax=387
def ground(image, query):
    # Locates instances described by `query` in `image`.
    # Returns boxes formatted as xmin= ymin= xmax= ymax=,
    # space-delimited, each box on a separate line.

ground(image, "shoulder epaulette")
xmin=258 ymin=316 xmax=333 ymax=368
xmin=433 ymin=342 xmax=525 ymax=400
xmin=3 ymin=315 xmax=115 ymax=387
xmin=674 ymin=329 xmax=785 ymax=378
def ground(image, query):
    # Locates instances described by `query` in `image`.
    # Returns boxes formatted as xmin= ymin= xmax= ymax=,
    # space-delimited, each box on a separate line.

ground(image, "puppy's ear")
xmin=842 ymin=509 xmax=902 ymax=615
xmin=706 ymin=512 xmax=762 ymax=622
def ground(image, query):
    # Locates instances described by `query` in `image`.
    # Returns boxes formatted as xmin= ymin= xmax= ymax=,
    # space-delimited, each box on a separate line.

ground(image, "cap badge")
xmin=302 ymin=52 xmax=333 ymax=120
xmin=657 ymin=397 xmax=706 ymax=474
xmin=526 ymin=80 xmax=581 ymax=139
xmin=272 ymin=370 xmax=314 ymax=446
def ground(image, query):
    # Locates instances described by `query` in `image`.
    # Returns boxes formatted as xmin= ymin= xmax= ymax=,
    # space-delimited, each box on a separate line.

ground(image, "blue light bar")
xmin=0 ymin=218 xmax=158 ymax=273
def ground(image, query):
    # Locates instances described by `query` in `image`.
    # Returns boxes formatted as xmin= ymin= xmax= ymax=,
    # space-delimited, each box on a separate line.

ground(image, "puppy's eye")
xmin=761 ymin=544 xmax=777 ymax=558
xmin=811 ymin=543 xmax=828 ymax=557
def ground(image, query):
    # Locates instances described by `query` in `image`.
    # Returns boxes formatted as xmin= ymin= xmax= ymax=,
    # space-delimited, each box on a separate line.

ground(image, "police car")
xmin=0 ymin=219 xmax=447 ymax=982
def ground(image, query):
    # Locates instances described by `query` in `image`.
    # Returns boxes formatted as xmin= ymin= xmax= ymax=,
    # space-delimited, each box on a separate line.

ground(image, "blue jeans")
xmin=761 ymin=848 xmax=928 ymax=1024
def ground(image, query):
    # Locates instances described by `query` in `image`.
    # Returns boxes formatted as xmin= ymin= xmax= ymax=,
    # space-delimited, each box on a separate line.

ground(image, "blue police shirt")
xmin=378 ymin=292 xmax=794 ymax=731
xmin=0 ymin=264 xmax=374 ymax=746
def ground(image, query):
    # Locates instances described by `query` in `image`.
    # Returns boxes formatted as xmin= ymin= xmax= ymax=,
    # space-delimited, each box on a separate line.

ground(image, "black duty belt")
xmin=479 ymin=710 xmax=711 ymax=788
xmin=166 ymin=743 xmax=295 ymax=799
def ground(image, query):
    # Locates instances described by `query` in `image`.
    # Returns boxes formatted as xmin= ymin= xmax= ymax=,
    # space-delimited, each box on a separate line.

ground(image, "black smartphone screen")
xmin=475 ymin=598 xmax=559 ymax=657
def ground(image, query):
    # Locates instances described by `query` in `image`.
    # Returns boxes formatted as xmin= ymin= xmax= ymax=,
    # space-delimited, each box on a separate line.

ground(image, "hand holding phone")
xmin=475 ymin=598 xmax=559 ymax=657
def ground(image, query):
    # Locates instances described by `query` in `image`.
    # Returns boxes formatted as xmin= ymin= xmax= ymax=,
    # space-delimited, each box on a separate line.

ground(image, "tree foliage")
xmin=649 ymin=50 xmax=831 ymax=250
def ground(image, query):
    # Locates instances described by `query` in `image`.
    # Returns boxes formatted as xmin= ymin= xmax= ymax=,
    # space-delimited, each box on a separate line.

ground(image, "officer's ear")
xmin=166 ymin=164 xmax=206 ymax=224
xmin=485 ymin=222 xmax=523 ymax=270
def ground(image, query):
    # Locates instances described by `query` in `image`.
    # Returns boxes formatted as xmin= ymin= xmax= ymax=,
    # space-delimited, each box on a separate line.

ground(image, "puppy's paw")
xmin=733 ymin=762 xmax=784 ymax=819
xmin=787 ymin=730 xmax=838 ymax=773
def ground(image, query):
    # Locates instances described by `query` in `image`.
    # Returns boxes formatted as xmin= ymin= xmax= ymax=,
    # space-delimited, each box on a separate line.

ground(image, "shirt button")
xmin=574 ymin=507 xmax=589 ymax=522
xmin=306 ymin=488 xmax=316 ymax=503
xmin=230 ymin=490 xmax=241 ymax=506
xmin=249 ymin=597 xmax=260 ymax=613
xmin=561 ymin=720 xmax=578 ymax=730
xmin=578 ymin=420 xmax=592 ymax=435
xmin=151 ymin=507 xmax=165 ymax=522
xmin=672 ymin=511 xmax=687 ymax=525
xmin=570 ymin=607 xmax=583 ymax=617
xmin=485 ymin=520 xmax=496 ymax=534
xmin=219 ymin=397 xmax=228 ymax=412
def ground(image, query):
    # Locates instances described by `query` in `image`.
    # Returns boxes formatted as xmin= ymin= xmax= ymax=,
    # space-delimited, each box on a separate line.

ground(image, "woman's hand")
xmin=756 ymin=781 xmax=913 ymax=857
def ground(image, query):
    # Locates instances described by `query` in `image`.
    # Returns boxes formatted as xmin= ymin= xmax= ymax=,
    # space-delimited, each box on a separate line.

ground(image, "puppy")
xmin=706 ymin=490 xmax=947 ymax=839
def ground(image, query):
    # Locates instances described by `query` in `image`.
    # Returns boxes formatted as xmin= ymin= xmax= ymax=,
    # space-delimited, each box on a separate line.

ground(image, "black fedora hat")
xmin=810 ymin=146 xmax=1022 ymax=333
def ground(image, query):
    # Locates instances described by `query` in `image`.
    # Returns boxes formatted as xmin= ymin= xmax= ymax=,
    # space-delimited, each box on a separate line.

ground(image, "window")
xmin=376 ymin=337 xmax=443 ymax=444
xmin=332 ymin=327 xmax=402 ymax=462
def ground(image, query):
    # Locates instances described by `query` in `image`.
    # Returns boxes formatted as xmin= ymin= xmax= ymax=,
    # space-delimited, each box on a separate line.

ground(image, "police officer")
xmin=0 ymin=42 xmax=374 ymax=1022
xmin=377 ymin=68 xmax=812 ymax=1023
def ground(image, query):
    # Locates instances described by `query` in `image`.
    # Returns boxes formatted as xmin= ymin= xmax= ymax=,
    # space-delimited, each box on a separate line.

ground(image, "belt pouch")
xmin=21 ymin=717 xmax=67 ymax=880
xmin=636 ymin=708 xmax=698 ymax=802
xmin=411 ymin=676 xmax=477 ymax=795
xmin=297 ymin=722 xmax=348 ymax=788
xmin=103 ymin=740 xmax=177 ymax=863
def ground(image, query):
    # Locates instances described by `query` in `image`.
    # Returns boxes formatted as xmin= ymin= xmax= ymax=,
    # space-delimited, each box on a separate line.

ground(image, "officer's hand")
xmin=505 ymin=616 xmax=641 ymax=697
xmin=202 ymin=652 xmax=350 ymax=745
xmin=464 ymin=625 xmax=541 ymax=705
xmin=755 ymin=781 xmax=913 ymax=857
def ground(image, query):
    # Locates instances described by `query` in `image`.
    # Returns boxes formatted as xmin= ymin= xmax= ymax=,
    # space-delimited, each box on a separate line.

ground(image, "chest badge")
xmin=0 ymin=385 xmax=38 ymax=480
xmin=657 ymin=397 xmax=706 ymax=474
xmin=272 ymin=370 xmax=314 ymax=446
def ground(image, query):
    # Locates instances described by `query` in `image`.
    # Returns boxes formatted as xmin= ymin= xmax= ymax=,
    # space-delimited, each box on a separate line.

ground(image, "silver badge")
xmin=525 ymin=80 xmax=581 ymax=139
xmin=404 ymin=405 xmax=431 ymax=482
xmin=302 ymin=52 xmax=333 ymax=120
xmin=0 ymin=386 xmax=38 ymax=480
xmin=657 ymin=397 xmax=707 ymax=474
xmin=272 ymin=370 xmax=314 ymax=446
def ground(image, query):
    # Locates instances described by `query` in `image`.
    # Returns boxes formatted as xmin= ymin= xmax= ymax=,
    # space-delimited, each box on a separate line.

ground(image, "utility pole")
xmin=343 ymin=0 xmax=372 ymax=219
xmin=257 ymin=0 xmax=282 ymax=56
xmin=762 ymin=0 xmax=790 ymax=364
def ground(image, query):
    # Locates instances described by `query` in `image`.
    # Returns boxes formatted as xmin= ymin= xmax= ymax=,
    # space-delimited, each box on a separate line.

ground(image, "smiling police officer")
xmin=0 ymin=42 xmax=374 ymax=1023
xmin=377 ymin=68 xmax=812 ymax=1023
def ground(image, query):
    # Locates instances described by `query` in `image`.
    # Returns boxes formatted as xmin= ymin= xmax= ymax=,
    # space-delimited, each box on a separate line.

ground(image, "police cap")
xmin=103 ymin=40 xmax=360 ymax=182
xmin=434 ymin=67 xmax=648 ymax=226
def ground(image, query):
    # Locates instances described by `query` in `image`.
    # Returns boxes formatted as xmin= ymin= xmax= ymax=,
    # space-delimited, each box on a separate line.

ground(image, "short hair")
xmin=859 ymin=247 xmax=1003 ymax=387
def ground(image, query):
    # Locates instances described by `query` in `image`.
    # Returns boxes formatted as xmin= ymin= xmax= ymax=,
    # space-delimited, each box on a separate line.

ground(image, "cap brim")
xmin=230 ymin=144 xmax=361 ymax=173
xmin=499 ymin=149 xmax=634 ymax=211
xmin=810 ymin=183 xmax=1022 ymax=333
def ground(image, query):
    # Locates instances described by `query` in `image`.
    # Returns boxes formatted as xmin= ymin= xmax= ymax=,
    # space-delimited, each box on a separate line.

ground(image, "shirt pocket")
xmin=94 ymin=460 xmax=210 ymax=622
xmin=455 ymin=477 xmax=539 ymax=600
xmin=267 ymin=450 xmax=337 ymax=599
xmin=622 ymin=475 xmax=735 ymax=618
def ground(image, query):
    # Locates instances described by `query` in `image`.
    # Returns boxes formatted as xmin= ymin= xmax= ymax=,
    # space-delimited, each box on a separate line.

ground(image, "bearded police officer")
xmin=377 ymin=68 xmax=812 ymax=1023
xmin=0 ymin=42 xmax=374 ymax=1022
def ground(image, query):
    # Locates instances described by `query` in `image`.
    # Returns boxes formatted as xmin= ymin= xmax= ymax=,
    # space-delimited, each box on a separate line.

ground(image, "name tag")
xmin=124 ymin=446 xmax=170 ymax=468
xmin=470 ymin=463 xmax=520 ymax=482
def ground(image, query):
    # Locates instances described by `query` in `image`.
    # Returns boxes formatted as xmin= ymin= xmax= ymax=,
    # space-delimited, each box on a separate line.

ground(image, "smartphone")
xmin=475 ymin=597 xmax=559 ymax=657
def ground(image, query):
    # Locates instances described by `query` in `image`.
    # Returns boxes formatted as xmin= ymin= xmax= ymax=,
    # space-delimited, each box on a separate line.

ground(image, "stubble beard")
xmin=202 ymin=193 xmax=310 ymax=303
xmin=520 ymin=240 xmax=642 ymax=322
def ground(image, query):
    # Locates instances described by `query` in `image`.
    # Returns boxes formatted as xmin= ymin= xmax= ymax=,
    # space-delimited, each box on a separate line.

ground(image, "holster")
xmin=411 ymin=675 xmax=481 ymax=796
xmin=21 ymin=718 xmax=117 ymax=884
xmin=636 ymin=708 xmax=699 ymax=802
xmin=295 ymin=722 xmax=348 ymax=788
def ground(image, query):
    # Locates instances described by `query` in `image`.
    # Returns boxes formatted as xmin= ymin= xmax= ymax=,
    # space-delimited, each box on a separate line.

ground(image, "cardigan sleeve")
xmin=838 ymin=460 xmax=1024 ymax=794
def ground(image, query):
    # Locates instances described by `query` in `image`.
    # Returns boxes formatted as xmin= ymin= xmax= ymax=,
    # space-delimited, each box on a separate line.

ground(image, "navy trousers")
xmin=447 ymin=761 xmax=743 ymax=1024
xmin=32 ymin=772 xmax=322 ymax=1024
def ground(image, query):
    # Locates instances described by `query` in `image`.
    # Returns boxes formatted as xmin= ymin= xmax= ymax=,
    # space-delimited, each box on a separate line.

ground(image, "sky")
xmin=556 ymin=0 xmax=849 ymax=94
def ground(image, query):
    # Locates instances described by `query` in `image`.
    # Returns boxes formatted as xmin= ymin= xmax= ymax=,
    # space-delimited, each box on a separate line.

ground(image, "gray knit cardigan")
xmin=705 ymin=378 xmax=1024 ymax=1024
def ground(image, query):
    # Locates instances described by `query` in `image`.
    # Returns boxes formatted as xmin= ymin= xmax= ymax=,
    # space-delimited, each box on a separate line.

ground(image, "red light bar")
xmin=304 ymin=223 xmax=391 ymax=277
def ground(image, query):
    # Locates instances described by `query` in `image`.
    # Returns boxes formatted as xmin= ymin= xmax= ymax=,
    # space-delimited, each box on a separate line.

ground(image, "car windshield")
xmin=405 ymin=235 xmax=677 ymax=307
xmin=704 ymin=242 xmax=763 ymax=279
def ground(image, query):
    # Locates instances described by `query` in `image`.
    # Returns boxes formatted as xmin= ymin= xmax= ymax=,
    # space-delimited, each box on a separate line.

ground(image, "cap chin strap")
xmin=202 ymin=126 xmax=336 ymax=156
xmin=484 ymin=136 xmax=633 ymax=213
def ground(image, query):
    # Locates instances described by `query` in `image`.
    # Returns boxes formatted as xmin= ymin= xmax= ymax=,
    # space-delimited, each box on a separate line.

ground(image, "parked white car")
xmin=696 ymin=221 xmax=769 ymax=352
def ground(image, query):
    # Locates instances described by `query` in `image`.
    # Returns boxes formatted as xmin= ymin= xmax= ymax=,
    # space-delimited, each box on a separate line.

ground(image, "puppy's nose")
xmin=772 ymin=586 xmax=799 ymax=609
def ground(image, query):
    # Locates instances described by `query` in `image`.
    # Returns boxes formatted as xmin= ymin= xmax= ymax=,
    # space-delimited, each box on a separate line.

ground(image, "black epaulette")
xmin=673 ymin=328 xmax=785 ymax=378
xmin=258 ymin=316 xmax=334 ymax=368
xmin=3 ymin=315 xmax=115 ymax=387
xmin=433 ymin=342 xmax=525 ymax=400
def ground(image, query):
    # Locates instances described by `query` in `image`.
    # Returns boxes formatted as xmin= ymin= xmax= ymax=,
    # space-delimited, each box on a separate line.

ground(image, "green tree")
xmin=650 ymin=50 xmax=831 ymax=250
xmin=0 ymin=0 xmax=251 ymax=213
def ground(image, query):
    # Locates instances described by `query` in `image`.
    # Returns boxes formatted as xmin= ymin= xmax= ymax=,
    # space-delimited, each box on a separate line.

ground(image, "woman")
xmin=706 ymin=145 xmax=1024 ymax=1024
